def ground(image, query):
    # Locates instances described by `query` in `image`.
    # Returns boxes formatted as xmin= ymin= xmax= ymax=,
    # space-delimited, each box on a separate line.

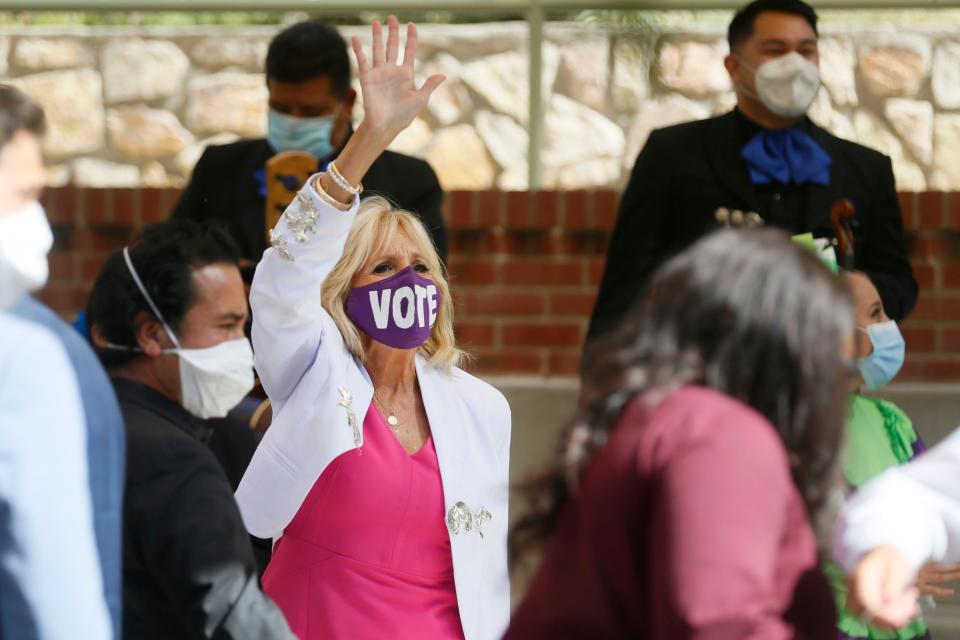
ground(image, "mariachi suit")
xmin=170 ymin=138 xmax=448 ymax=263
xmin=235 ymin=180 xmax=511 ymax=640
xmin=587 ymin=109 xmax=918 ymax=344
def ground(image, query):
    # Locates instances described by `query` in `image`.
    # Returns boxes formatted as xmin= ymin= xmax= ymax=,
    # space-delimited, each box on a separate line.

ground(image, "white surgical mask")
xmin=740 ymin=52 xmax=821 ymax=118
xmin=121 ymin=247 xmax=254 ymax=419
xmin=0 ymin=201 xmax=53 ymax=309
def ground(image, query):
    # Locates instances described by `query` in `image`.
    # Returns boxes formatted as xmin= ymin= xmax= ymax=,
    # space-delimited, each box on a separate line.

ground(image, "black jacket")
xmin=587 ymin=110 xmax=918 ymax=344
xmin=170 ymin=137 xmax=447 ymax=263
xmin=115 ymin=378 xmax=292 ymax=640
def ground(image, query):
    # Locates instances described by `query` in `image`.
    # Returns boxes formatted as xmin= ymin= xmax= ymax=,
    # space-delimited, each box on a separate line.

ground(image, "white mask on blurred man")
xmin=0 ymin=201 xmax=52 ymax=309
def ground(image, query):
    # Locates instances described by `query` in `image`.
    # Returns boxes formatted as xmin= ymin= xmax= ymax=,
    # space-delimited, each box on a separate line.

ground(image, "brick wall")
xmin=38 ymin=187 xmax=960 ymax=380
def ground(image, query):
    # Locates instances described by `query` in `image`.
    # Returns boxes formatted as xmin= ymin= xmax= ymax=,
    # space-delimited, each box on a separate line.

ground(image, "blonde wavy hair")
xmin=321 ymin=196 xmax=464 ymax=372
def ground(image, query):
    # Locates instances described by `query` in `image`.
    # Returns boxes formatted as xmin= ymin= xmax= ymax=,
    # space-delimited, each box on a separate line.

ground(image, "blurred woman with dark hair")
xmin=507 ymin=228 xmax=854 ymax=640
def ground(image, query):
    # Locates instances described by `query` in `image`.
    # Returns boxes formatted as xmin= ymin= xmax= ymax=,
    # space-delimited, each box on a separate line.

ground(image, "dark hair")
xmin=266 ymin=20 xmax=351 ymax=96
xmin=86 ymin=219 xmax=240 ymax=368
xmin=0 ymin=84 xmax=46 ymax=149
xmin=512 ymin=228 xmax=852 ymax=557
xmin=728 ymin=0 xmax=818 ymax=51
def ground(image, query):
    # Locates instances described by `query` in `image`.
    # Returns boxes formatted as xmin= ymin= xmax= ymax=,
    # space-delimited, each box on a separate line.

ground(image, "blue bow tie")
xmin=740 ymin=128 xmax=831 ymax=187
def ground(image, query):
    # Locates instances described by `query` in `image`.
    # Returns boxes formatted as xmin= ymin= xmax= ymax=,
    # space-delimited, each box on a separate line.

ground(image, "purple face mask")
xmin=346 ymin=266 xmax=440 ymax=349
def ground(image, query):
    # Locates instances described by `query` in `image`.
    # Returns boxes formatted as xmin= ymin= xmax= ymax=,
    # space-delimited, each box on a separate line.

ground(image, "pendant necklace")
xmin=373 ymin=394 xmax=401 ymax=435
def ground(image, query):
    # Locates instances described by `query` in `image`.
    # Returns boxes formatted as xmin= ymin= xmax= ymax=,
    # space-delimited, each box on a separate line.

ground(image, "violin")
xmin=830 ymin=198 xmax=857 ymax=270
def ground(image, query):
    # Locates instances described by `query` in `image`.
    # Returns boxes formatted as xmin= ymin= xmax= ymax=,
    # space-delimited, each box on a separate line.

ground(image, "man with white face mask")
xmin=587 ymin=0 xmax=916 ymax=357
xmin=0 ymin=85 xmax=112 ymax=639
xmin=85 ymin=221 xmax=293 ymax=639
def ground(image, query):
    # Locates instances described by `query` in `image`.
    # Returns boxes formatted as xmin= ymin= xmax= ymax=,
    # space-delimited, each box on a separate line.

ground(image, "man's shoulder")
xmin=0 ymin=310 xmax=63 ymax=363
xmin=650 ymin=113 xmax=726 ymax=143
xmin=195 ymin=138 xmax=272 ymax=170
xmin=814 ymin=124 xmax=889 ymax=165
xmin=10 ymin=297 xmax=95 ymax=361
xmin=370 ymin=149 xmax=439 ymax=183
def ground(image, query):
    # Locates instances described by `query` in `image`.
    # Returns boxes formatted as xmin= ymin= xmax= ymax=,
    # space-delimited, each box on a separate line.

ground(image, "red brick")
xmin=545 ymin=233 xmax=587 ymax=256
xmin=454 ymin=321 xmax=497 ymax=347
xmin=500 ymin=258 xmax=583 ymax=286
xmin=910 ymin=234 xmax=957 ymax=260
xmin=476 ymin=190 xmax=501 ymax=228
xmin=548 ymin=350 xmax=582 ymax=375
xmin=900 ymin=357 xmax=960 ymax=381
xmin=948 ymin=192 xmax=960 ymax=229
xmin=943 ymin=327 xmax=960 ymax=352
xmin=447 ymin=259 xmax=497 ymax=285
xmin=80 ymin=254 xmax=110 ymax=281
xmin=140 ymin=188 xmax=166 ymax=223
xmin=910 ymin=262 xmax=937 ymax=290
xmin=944 ymin=263 xmax=960 ymax=289
xmin=495 ymin=232 xmax=541 ymax=256
xmin=549 ymin=291 xmax=597 ymax=316
xmin=458 ymin=290 xmax=546 ymax=316
xmin=447 ymin=190 xmax=475 ymax=228
xmin=34 ymin=284 xmax=86 ymax=315
xmin=900 ymin=324 xmax=936 ymax=352
xmin=470 ymin=349 xmax=544 ymax=375
xmin=533 ymin=191 xmax=560 ymax=227
xmin=503 ymin=322 xmax=582 ymax=347
xmin=564 ymin=190 xmax=591 ymax=229
xmin=505 ymin=191 xmax=534 ymax=229
xmin=82 ymin=188 xmax=111 ymax=224
xmin=43 ymin=187 xmax=79 ymax=224
xmin=588 ymin=257 xmax=607 ymax=285
xmin=917 ymin=191 xmax=946 ymax=229
xmin=69 ymin=225 xmax=131 ymax=252
xmin=111 ymin=188 xmax=140 ymax=225
xmin=593 ymin=191 xmax=619 ymax=230
xmin=897 ymin=192 xmax=916 ymax=230
xmin=47 ymin=252 xmax=74 ymax=281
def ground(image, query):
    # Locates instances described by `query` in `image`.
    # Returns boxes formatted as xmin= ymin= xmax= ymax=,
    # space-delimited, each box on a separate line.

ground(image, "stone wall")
xmin=4 ymin=20 xmax=960 ymax=192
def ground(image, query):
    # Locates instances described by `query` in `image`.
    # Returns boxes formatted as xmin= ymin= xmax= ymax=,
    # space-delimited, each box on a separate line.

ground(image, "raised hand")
xmin=847 ymin=545 xmax=920 ymax=630
xmin=351 ymin=16 xmax=444 ymax=144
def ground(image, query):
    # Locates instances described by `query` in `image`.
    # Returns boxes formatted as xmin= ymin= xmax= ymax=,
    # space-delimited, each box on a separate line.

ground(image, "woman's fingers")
xmin=417 ymin=74 xmax=446 ymax=101
xmin=371 ymin=19 xmax=385 ymax=65
xmin=919 ymin=584 xmax=954 ymax=597
xmin=351 ymin=36 xmax=368 ymax=74
xmin=402 ymin=22 xmax=418 ymax=67
xmin=386 ymin=15 xmax=400 ymax=64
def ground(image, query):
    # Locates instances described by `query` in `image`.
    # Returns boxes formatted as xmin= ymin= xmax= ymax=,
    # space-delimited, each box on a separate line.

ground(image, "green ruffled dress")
xmin=826 ymin=395 xmax=930 ymax=640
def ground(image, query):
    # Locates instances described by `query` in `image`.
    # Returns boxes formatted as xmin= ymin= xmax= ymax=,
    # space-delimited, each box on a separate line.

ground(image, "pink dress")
xmin=262 ymin=402 xmax=464 ymax=640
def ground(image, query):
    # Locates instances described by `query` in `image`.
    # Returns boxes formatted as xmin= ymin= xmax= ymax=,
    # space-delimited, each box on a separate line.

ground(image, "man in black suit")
xmin=587 ymin=0 xmax=916 ymax=348
xmin=171 ymin=20 xmax=446 ymax=271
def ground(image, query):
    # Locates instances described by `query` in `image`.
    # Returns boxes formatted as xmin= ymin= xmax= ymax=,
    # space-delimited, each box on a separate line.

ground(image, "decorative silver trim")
xmin=446 ymin=501 xmax=493 ymax=538
xmin=337 ymin=386 xmax=361 ymax=449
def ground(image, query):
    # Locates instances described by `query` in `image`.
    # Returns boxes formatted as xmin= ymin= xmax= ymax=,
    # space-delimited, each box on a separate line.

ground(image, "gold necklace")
xmin=372 ymin=394 xmax=401 ymax=434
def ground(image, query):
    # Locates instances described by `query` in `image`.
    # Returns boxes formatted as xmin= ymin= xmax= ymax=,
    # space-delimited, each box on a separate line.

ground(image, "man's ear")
xmin=133 ymin=311 xmax=171 ymax=358
xmin=724 ymin=53 xmax=740 ymax=83
xmin=343 ymin=87 xmax=357 ymax=120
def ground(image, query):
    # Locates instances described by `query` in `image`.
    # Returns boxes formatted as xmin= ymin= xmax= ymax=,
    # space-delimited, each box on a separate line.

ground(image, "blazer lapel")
xmin=415 ymin=357 xmax=482 ymax=636
xmin=416 ymin=357 xmax=468 ymax=498
xmin=705 ymin=111 xmax=762 ymax=215
xmin=804 ymin=122 xmax=847 ymax=234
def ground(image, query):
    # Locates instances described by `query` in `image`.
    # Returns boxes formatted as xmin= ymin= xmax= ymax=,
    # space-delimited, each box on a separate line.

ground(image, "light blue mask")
xmin=267 ymin=109 xmax=337 ymax=160
xmin=857 ymin=320 xmax=905 ymax=390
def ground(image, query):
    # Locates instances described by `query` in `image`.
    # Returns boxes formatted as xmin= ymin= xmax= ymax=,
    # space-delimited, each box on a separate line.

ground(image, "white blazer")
xmin=235 ymin=179 xmax=512 ymax=640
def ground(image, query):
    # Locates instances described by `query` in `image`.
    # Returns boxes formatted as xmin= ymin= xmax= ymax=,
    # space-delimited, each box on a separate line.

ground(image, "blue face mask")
xmin=267 ymin=109 xmax=337 ymax=160
xmin=857 ymin=320 xmax=905 ymax=390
